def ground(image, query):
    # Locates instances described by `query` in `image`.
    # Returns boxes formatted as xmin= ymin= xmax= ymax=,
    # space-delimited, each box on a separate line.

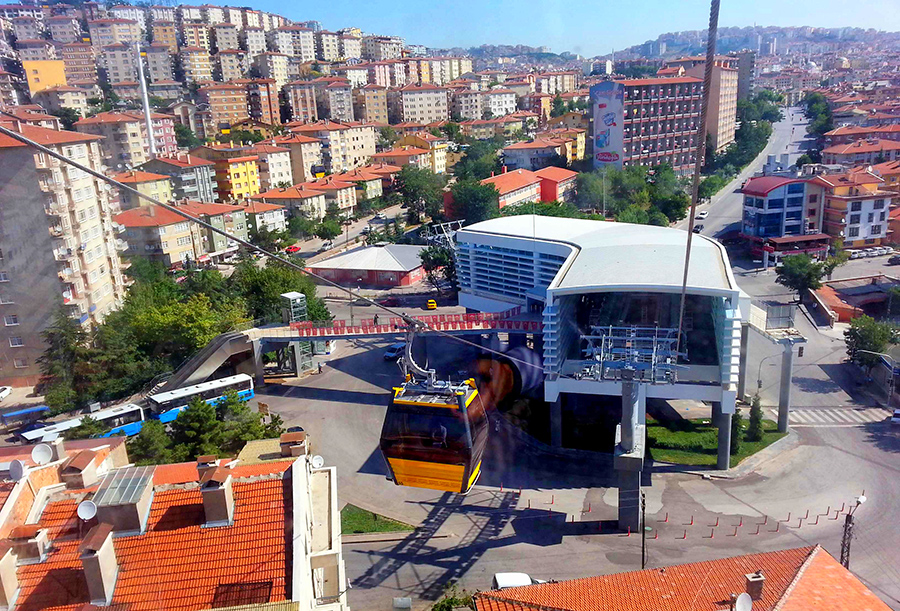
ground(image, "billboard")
xmin=590 ymin=81 xmax=624 ymax=170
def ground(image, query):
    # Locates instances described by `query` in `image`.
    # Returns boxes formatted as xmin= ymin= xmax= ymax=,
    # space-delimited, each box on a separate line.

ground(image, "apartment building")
xmin=238 ymin=199 xmax=287 ymax=232
xmin=371 ymin=146 xmax=430 ymax=169
xmin=200 ymin=82 xmax=248 ymax=128
xmin=16 ymin=40 xmax=56 ymax=62
xmin=362 ymin=35 xmax=403 ymax=61
xmin=215 ymin=49 xmax=247 ymax=81
xmin=340 ymin=34 xmax=362 ymax=60
xmin=323 ymin=80 xmax=354 ymax=122
xmin=191 ymin=143 xmax=262 ymax=201
xmin=212 ymin=22 xmax=240 ymax=51
xmin=353 ymin=84 xmax=388 ymax=124
xmin=252 ymin=183 xmax=327 ymax=218
xmin=278 ymin=25 xmax=315 ymax=63
xmin=181 ymin=21 xmax=210 ymax=51
xmin=334 ymin=166 xmax=384 ymax=200
xmin=481 ymin=168 xmax=541 ymax=208
xmin=246 ymin=142 xmax=293 ymax=190
xmin=453 ymin=89 xmax=483 ymax=120
xmin=667 ymin=58 xmax=739 ymax=152
xmin=535 ymin=71 xmax=578 ymax=94
xmin=60 ymin=42 xmax=98 ymax=84
xmin=31 ymin=85 xmax=89 ymax=117
xmin=87 ymin=19 xmax=140 ymax=51
xmin=315 ymin=30 xmax=340 ymax=62
xmin=112 ymin=169 xmax=174 ymax=209
xmin=241 ymin=26 xmax=266 ymax=57
xmin=815 ymin=171 xmax=895 ymax=248
xmin=178 ymin=5 xmax=202 ymax=21
xmin=290 ymin=120 xmax=377 ymax=173
xmin=240 ymin=78 xmax=280 ymax=125
xmin=333 ymin=65 xmax=368 ymax=88
xmin=108 ymin=5 xmax=146 ymax=31
xmin=117 ymin=204 xmax=203 ymax=266
xmin=822 ymin=139 xmax=900 ymax=166
xmin=46 ymin=15 xmax=79 ymax=43
xmin=483 ymin=88 xmax=516 ymax=118
xmin=149 ymin=5 xmax=175 ymax=22
xmin=253 ymin=52 xmax=289 ymax=92
xmin=731 ymin=50 xmax=755 ymax=101
xmin=180 ymin=46 xmax=213 ymax=84
xmin=266 ymin=27 xmax=293 ymax=55
xmin=150 ymin=20 xmax=178 ymax=53
xmin=201 ymin=4 xmax=225 ymax=25
xmin=616 ymin=76 xmax=702 ymax=176
xmin=11 ymin=16 xmax=42 ymax=40
xmin=298 ymin=175 xmax=358 ymax=216
xmin=360 ymin=61 xmax=391 ymax=88
xmin=139 ymin=153 xmax=217 ymax=202
xmin=21 ymin=60 xmax=66 ymax=96
xmin=242 ymin=8 xmax=261 ymax=29
xmin=102 ymin=43 xmax=137 ymax=84
xmin=0 ymin=124 xmax=127 ymax=386
xmin=75 ymin=111 xmax=177 ymax=166
xmin=271 ymin=131 xmax=324 ymax=182
xmin=145 ymin=43 xmax=173 ymax=82
xmin=398 ymin=131 xmax=448 ymax=174
xmin=397 ymin=83 xmax=450 ymax=124
xmin=178 ymin=200 xmax=249 ymax=258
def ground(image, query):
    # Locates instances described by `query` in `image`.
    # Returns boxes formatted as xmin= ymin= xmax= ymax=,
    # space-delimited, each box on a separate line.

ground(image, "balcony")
xmin=115 ymin=239 xmax=128 ymax=251
xmin=54 ymin=247 xmax=74 ymax=262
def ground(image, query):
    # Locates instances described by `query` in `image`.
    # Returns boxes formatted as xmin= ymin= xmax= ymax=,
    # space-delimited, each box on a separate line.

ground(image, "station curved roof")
xmin=458 ymin=215 xmax=738 ymax=297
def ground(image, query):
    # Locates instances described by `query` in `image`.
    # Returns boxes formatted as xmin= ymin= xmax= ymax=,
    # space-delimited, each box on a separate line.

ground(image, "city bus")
xmin=20 ymin=403 xmax=146 ymax=443
xmin=147 ymin=374 xmax=255 ymax=422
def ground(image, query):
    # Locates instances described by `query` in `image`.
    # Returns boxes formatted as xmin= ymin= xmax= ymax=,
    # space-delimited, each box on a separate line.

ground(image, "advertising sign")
xmin=590 ymin=81 xmax=624 ymax=170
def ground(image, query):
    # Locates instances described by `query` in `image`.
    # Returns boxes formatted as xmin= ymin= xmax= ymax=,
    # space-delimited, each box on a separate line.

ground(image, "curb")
xmin=727 ymin=428 xmax=799 ymax=478
xmin=342 ymin=531 xmax=453 ymax=544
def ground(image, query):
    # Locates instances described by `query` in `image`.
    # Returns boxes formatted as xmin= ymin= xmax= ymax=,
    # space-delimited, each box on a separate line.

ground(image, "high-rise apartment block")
xmin=180 ymin=47 xmax=213 ymax=84
xmin=75 ymin=111 xmax=177 ymax=167
xmin=181 ymin=21 xmax=210 ymax=51
xmin=362 ymin=35 xmax=403 ymax=61
xmin=316 ymin=30 xmax=340 ymax=62
xmin=241 ymin=27 xmax=267 ymax=57
xmin=87 ymin=18 xmax=140 ymax=51
xmin=150 ymin=21 xmax=179 ymax=54
xmin=213 ymin=22 xmax=240 ymax=51
xmin=102 ymin=43 xmax=137 ymax=84
xmin=60 ymin=42 xmax=98 ymax=84
xmin=199 ymin=82 xmax=249 ymax=129
xmin=139 ymin=153 xmax=218 ymax=202
xmin=216 ymin=50 xmax=247 ymax=81
xmin=285 ymin=81 xmax=318 ymax=124
xmin=353 ymin=85 xmax=388 ymax=124
xmin=253 ymin=52 xmax=289 ymax=92
xmin=396 ymin=83 xmax=450 ymax=124
xmin=46 ymin=15 xmax=80 ymax=44
xmin=290 ymin=120 xmax=376 ymax=173
xmin=145 ymin=44 xmax=174 ymax=82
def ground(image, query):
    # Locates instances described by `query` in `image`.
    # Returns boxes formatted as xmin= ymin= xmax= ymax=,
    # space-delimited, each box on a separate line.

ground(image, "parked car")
xmin=878 ymin=246 xmax=893 ymax=255
xmin=865 ymin=248 xmax=879 ymax=257
xmin=850 ymin=250 xmax=862 ymax=260
xmin=374 ymin=212 xmax=387 ymax=221
xmin=0 ymin=386 xmax=10 ymax=402
xmin=692 ymin=224 xmax=704 ymax=234
xmin=888 ymin=255 xmax=900 ymax=266
xmin=384 ymin=343 xmax=405 ymax=361
xmin=491 ymin=573 xmax=547 ymax=590
xmin=378 ymin=297 xmax=400 ymax=307
xmin=426 ymin=299 xmax=437 ymax=310
xmin=695 ymin=210 xmax=709 ymax=220
xmin=284 ymin=245 xmax=302 ymax=254
xmin=891 ymin=409 xmax=900 ymax=426
xmin=318 ymin=240 xmax=334 ymax=252
xmin=361 ymin=225 xmax=372 ymax=234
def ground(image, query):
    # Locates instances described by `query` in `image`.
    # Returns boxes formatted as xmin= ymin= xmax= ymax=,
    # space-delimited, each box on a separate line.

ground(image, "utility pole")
xmin=840 ymin=495 xmax=867 ymax=569
xmin=640 ymin=490 xmax=647 ymax=569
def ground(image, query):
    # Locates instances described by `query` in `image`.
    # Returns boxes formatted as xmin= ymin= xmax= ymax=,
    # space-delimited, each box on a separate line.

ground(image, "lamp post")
xmin=840 ymin=495 xmax=867 ymax=569
xmin=856 ymin=349 xmax=895 ymax=408
xmin=757 ymin=353 xmax=780 ymax=392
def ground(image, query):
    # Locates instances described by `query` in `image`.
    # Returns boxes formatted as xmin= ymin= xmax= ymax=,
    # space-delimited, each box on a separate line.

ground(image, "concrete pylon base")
xmin=617 ymin=469 xmax=641 ymax=532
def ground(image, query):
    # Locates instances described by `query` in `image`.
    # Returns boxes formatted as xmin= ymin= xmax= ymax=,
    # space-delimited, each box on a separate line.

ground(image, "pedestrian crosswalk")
xmin=767 ymin=408 xmax=889 ymax=427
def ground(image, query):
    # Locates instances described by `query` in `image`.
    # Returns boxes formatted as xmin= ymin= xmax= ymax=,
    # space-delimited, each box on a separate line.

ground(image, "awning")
xmin=768 ymin=233 xmax=831 ymax=245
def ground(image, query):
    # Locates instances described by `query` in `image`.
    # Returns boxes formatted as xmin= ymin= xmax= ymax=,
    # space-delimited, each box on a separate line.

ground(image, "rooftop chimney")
xmin=200 ymin=467 xmax=234 ymax=527
xmin=745 ymin=571 xmax=765 ymax=600
xmin=196 ymin=455 xmax=219 ymax=481
xmin=80 ymin=524 xmax=118 ymax=606
xmin=8 ymin=525 xmax=50 ymax=565
xmin=280 ymin=431 xmax=308 ymax=457
xmin=49 ymin=438 xmax=65 ymax=462
xmin=0 ymin=541 xmax=17 ymax=609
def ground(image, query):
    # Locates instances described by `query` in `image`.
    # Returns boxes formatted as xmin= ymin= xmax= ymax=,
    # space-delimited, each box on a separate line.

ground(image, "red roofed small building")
xmin=307 ymin=244 xmax=427 ymax=287
xmin=822 ymin=139 xmax=900 ymax=166
xmin=535 ymin=166 xmax=578 ymax=202
xmin=237 ymin=199 xmax=287 ymax=233
xmin=252 ymin=184 xmax=327 ymax=219
xmin=111 ymin=170 xmax=174 ymax=209
xmin=475 ymin=546 xmax=889 ymax=611
xmin=370 ymin=145 xmax=430 ymax=170
xmin=299 ymin=176 xmax=358 ymax=216
xmin=334 ymin=166 xmax=385 ymax=200
xmin=481 ymin=168 xmax=541 ymax=209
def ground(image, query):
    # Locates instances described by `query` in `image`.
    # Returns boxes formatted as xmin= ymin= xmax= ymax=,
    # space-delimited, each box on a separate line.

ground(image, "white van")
xmin=491 ymin=573 xmax=546 ymax=590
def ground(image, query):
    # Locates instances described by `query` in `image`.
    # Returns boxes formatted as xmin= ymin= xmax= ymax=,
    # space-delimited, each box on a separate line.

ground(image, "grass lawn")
xmin=340 ymin=504 xmax=413 ymax=535
xmin=646 ymin=417 xmax=786 ymax=467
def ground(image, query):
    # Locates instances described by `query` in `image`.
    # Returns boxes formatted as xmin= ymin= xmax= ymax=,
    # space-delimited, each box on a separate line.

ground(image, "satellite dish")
xmin=31 ymin=444 xmax=52 ymax=466
xmin=8 ymin=459 xmax=25 ymax=481
xmin=77 ymin=500 xmax=97 ymax=521
xmin=735 ymin=593 xmax=753 ymax=611
xmin=311 ymin=455 xmax=325 ymax=469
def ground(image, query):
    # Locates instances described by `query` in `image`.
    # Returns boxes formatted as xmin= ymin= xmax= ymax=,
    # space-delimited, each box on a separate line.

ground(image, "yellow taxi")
xmin=426 ymin=299 xmax=437 ymax=310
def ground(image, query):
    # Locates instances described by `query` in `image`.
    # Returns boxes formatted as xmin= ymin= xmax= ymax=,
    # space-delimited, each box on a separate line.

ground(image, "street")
xmin=291 ymin=203 xmax=407 ymax=263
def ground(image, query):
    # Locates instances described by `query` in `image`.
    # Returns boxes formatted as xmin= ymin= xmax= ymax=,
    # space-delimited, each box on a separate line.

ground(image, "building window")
xmin=3 ymin=314 xmax=18 ymax=326
xmin=868 ymin=213 xmax=875 ymax=223
xmin=851 ymin=201 xmax=862 ymax=212
xmin=848 ymin=227 xmax=860 ymax=238
xmin=13 ymin=358 xmax=27 ymax=368
xmin=0 ymin=271 xmax=8 ymax=282
xmin=874 ymin=199 xmax=885 ymax=209
xmin=850 ymin=214 xmax=860 ymax=225
xmin=8 ymin=336 xmax=23 ymax=347
xmin=871 ymin=225 xmax=883 ymax=235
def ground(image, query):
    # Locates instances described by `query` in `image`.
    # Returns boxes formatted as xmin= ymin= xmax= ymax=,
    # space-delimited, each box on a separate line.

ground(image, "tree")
xmin=128 ymin=419 xmax=177 ymax=465
xmin=747 ymin=394 xmax=764 ymax=442
xmin=617 ymin=204 xmax=649 ymax=225
xmin=147 ymin=95 xmax=166 ymax=109
xmin=550 ymin=95 xmax=566 ymax=118
xmin=315 ymin=219 xmax=341 ymax=241
xmin=775 ymin=254 xmax=825 ymax=303
xmin=451 ymin=179 xmax=498 ymax=223
xmin=395 ymin=166 xmax=445 ymax=220
xmin=730 ymin=408 xmax=743 ymax=455
xmin=419 ymin=245 xmax=455 ymax=292
xmin=575 ymin=171 xmax=606 ymax=211
xmin=822 ymin=238 xmax=849 ymax=279
xmin=49 ymin=107 xmax=81 ymax=130
xmin=66 ymin=415 xmax=110 ymax=440
xmin=440 ymin=122 xmax=462 ymax=143
xmin=171 ymin=397 xmax=223 ymax=459
xmin=453 ymin=138 xmax=502 ymax=181
xmin=288 ymin=216 xmax=317 ymax=240
xmin=174 ymin=123 xmax=202 ymax=148
xmin=37 ymin=307 xmax=95 ymax=413
xmin=229 ymin=261 xmax=331 ymax=322
xmin=844 ymin=315 xmax=896 ymax=374
xmin=378 ymin=126 xmax=398 ymax=148
xmin=249 ymin=226 xmax=286 ymax=251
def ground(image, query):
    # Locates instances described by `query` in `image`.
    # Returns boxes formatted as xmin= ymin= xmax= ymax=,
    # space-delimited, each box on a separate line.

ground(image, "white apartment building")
xmin=12 ymin=16 xmax=42 ymax=41
xmin=88 ymin=18 xmax=140 ymax=50
xmin=316 ymin=30 xmax=340 ymax=62
xmin=149 ymin=5 xmax=175 ymax=21
xmin=333 ymin=66 xmax=368 ymax=88
xmin=76 ymin=111 xmax=177 ymax=166
xmin=32 ymin=85 xmax=89 ymax=117
xmin=16 ymin=40 xmax=56 ymax=61
xmin=400 ymin=83 xmax=450 ymax=124
xmin=362 ymin=35 xmax=403 ymax=60
xmin=102 ymin=43 xmax=137 ymax=84
xmin=216 ymin=50 xmax=247 ymax=81
xmin=483 ymin=88 xmax=516 ymax=118
xmin=454 ymin=89 xmax=483 ymax=120
xmin=201 ymin=5 xmax=225 ymax=25
xmin=324 ymin=82 xmax=354 ymax=122
xmin=242 ymin=8 xmax=261 ymax=29
xmin=178 ymin=5 xmax=203 ymax=22
xmin=248 ymin=143 xmax=294 ymax=191
xmin=271 ymin=132 xmax=324 ymax=183
xmin=0 ymin=124 xmax=127 ymax=387
xmin=46 ymin=16 xmax=80 ymax=44
xmin=281 ymin=25 xmax=315 ymax=63
xmin=241 ymin=27 xmax=266 ymax=57
xmin=291 ymin=120 xmax=376 ymax=173
xmin=213 ymin=22 xmax=240 ymax=51
xmin=340 ymin=35 xmax=362 ymax=60
xmin=145 ymin=44 xmax=174 ymax=82
xmin=253 ymin=52 xmax=289 ymax=92
xmin=266 ymin=28 xmax=293 ymax=55
xmin=108 ymin=5 xmax=147 ymax=31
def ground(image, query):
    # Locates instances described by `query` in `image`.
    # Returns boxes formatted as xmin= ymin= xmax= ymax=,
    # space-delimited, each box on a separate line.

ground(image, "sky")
xmin=212 ymin=0 xmax=900 ymax=57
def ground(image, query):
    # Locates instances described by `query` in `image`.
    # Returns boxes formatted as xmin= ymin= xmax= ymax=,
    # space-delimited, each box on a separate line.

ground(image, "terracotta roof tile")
xmin=112 ymin=170 xmax=170 ymax=184
xmin=481 ymin=169 xmax=540 ymax=195
xmin=0 ymin=124 xmax=101 ymax=149
xmin=534 ymin=166 xmax=578 ymax=182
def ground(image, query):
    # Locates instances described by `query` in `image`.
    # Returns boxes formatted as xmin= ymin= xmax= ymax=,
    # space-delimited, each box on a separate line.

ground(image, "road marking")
xmin=770 ymin=407 xmax=889 ymax=427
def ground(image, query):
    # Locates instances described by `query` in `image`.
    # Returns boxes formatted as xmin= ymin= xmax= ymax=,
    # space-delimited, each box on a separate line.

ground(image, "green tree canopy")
xmin=774 ymin=254 xmax=825 ymax=302
xmin=174 ymin=123 xmax=202 ymax=148
xmin=395 ymin=166 xmax=445 ymax=220
xmin=65 ymin=415 xmax=111 ymax=440
xmin=315 ymin=219 xmax=341 ymax=241
xmin=844 ymin=315 xmax=897 ymax=373
xmin=419 ymin=245 xmax=456 ymax=291
xmin=451 ymin=179 xmax=499 ymax=224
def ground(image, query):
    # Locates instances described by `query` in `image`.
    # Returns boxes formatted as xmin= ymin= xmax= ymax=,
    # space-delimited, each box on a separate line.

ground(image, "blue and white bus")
xmin=20 ymin=403 xmax=145 ymax=443
xmin=147 ymin=374 xmax=255 ymax=423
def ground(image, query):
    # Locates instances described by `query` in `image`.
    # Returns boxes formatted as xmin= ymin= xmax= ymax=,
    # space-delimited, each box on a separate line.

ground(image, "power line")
xmin=0 ymin=122 xmax=551 ymax=377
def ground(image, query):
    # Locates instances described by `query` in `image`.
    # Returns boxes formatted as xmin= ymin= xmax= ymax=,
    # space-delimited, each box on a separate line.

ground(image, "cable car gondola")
xmin=379 ymin=327 xmax=488 ymax=494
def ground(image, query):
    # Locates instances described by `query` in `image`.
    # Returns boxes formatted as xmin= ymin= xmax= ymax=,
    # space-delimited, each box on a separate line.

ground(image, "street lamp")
xmin=840 ymin=495 xmax=867 ymax=569
xmin=757 ymin=353 xmax=780 ymax=392
xmin=856 ymin=349 xmax=895 ymax=408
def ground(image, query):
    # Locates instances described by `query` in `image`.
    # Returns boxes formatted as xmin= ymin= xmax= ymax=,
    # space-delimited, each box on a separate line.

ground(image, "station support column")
xmin=616 ymin=370 xmax=645 ymax=532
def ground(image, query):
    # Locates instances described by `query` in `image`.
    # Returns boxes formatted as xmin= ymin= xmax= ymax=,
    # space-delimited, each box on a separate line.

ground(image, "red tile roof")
xmin=823 ymin=139 xmax=900 ymax=155
xmin=477 ymin=547 xmax=828 ymax=611
xmin=371 ymin=146 xmax=429 ymax=160
xmin=741 ymin=175 xmax=809 ymax=196
xmin=112 ymin=170 xmax=170 ymax=184
xmin=271 ymin=132 xmax=321 ymax=145
xmin=534 ymin=166 xmax=578 ymax=182
xmin=239 ymin=200 xmax=286 ymax=214
xmin=615 ymin=76 xmax=702 ymax=86
xmin=0 ymin=124 xmax=101 ymax=149
xmin=147 ymin=153 xmax=215 ymax=168
xmin=481 ymin=169 xmax=540 ymax=195
xmin=115 ymin=204 xmax=189 ymax=228
xmin=15 ymin=466 xmax=291 ymax=611
xmin=252 ymin=185 xmax=325 ymax=200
